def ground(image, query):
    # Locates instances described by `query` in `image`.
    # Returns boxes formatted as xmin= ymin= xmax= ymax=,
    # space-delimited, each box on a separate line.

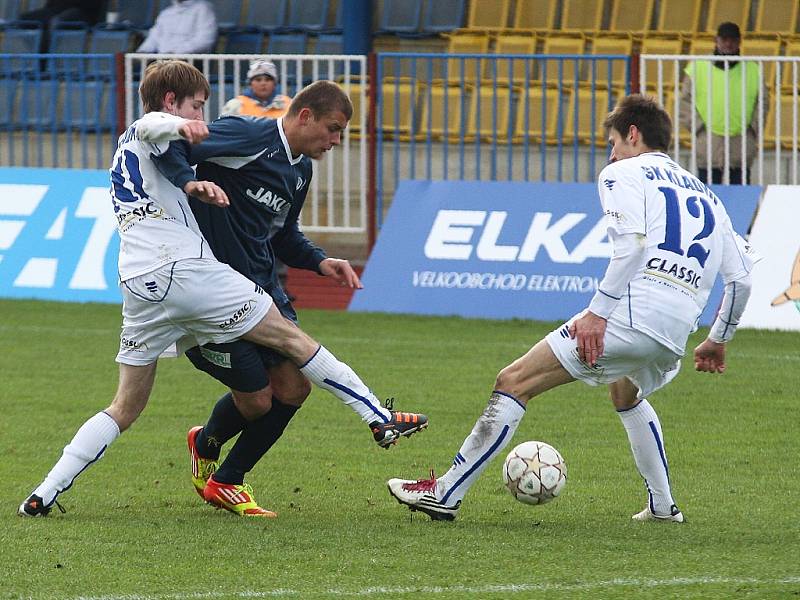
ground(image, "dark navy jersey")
xmin=154 ymin=116 xmax=326 ymax=306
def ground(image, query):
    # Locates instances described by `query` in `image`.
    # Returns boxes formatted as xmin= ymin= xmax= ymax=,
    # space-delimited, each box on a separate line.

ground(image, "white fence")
xmin=125 ymin=53 xmax=368 ymax=233
xmin=640 ymin=54 xmax=800 ymax=185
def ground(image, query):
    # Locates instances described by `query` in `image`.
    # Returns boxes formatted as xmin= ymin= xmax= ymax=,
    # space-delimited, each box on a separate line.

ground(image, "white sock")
xmin=32 ymin=411 xmax=120 ymax=506
xmin=617 ymin=399 xmax=676 ymax=515
xmin=437 ymin=391 xmax=526 ymax=506
xmin=300 ymin=345 xmax=391 ymax=424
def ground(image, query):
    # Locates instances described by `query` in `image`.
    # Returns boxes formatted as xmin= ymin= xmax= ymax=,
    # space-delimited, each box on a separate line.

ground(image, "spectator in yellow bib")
xmin=221 ymin=59 xmax=292 ymax=119
xmin=679 ymin=22 xmax=768 ymax=185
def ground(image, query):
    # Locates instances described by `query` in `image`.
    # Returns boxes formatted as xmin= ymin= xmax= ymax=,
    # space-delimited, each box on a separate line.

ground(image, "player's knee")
xmin=232 ymin=388 xmax=273 ymax=419
xmin=275 ymin=378 xmax=311 ymax=407
xmin=494 ymin=365 xmax=520 ymax=398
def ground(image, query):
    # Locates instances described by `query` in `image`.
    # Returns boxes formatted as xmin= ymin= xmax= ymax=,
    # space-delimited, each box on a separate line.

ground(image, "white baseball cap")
xmin=247 ymin=59 xmax=278 ymax=82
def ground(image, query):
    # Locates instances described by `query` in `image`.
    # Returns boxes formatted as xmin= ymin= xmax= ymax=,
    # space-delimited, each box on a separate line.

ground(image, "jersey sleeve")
xmin=186 ymin=116 xmax=272 ymax=164
xmin=597 ymin=162 xmax=647 ymax=236
xmin=134 ymin=112 xmax=188 ymax=156
xmin=718 ymin=213 xmax=758 ymax=284
xmin=151 ymin=116 xmax=274 ymax=192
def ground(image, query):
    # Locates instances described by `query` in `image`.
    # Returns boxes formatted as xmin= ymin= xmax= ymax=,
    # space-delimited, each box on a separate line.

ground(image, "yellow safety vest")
xmin=237 ymin=94 xmax=292 ymax=119
xmin=685 ymin=60 xmax=760 ymax=136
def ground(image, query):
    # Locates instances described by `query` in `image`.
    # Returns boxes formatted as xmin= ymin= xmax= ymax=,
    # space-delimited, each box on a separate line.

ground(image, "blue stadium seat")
xmin=314 ymin=33 xmax=343 ymax=55
xmin=245 ymin=0 xmax=287 ymax=32
xmin=220 ymin=31 xmax=265 ymax=83
xmin=206 ymin=82 xmax=235 ymax=120
xmin=48 ymin=23 xmax=89 ymax=80
xmin=287 ymin=0 xmax=330 ymax=32
xmin=313 ymin=34 xmax=346 ymax=79
xmin=209 ymin=0 xmax=243 ymax=30
xmin=62 ymin=80 xmax=111 ymax=131
xmin=19 ymin=78 xmax=59 ymax=129
xmin=221 ymin=30 xmax=264 ymax=53
xmin=117 ymin=0 xmax=155 ymax=29
xmin=267 ymin=32 xmax=307 ymax=55
xmin=88 ymin=27 xmax=133 ymax=79
xmin=377 ymin=0 xmax=423 ymax=34
xmin=0 ymin=77 xmax=16 ymax=129
xmin=0 ymin=0 xmax=20 ymax=24
xmin=0 ymin=25 xmax=43 ymax=78
xmin=422 ymin=0 xmax=466 ymax=33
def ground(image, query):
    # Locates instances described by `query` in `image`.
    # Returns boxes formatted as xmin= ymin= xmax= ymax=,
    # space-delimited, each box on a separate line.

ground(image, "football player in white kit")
xmin=18 ymin=61 xmax=427 ymax=517
xmin=388 ymin=94 xmax=757 ymax=522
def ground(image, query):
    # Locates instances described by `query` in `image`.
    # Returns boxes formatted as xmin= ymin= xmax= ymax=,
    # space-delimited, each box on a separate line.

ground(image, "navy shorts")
xmin=185 ymin=294 xmax=297 ymax=393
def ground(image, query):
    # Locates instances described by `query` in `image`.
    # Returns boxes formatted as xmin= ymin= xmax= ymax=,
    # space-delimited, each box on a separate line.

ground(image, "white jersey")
xmin=111 ymin=111 xmax=211 ymax=281
xmin=597 ymin=152 xmax=755 ymax=354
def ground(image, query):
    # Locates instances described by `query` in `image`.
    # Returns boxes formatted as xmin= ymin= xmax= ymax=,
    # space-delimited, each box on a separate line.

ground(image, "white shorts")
xmin=545 ymin=315 xmax=682 ymax=399
xmin=116 ymin=258 xmax=272 ymax=366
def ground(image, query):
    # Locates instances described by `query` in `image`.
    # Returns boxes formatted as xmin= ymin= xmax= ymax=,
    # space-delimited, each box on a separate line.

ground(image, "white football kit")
xmin=111 ymin=112 xmax=270 ymax=365
xmin=547 ymin=151 xmax=756 ymax=396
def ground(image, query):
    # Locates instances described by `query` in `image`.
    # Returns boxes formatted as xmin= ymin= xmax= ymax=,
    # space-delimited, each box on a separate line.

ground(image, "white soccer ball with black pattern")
xmin=502 ymin=441 xmax=567 ymax=505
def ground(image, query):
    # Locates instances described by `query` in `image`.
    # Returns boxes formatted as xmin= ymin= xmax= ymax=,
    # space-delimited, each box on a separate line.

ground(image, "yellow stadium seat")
xmin=661 ymin=89 xmax=691 ymax=146
xmin=609 ymin=0 xmax=655 ymax=33
xmin=561 ymin=0 xmax=604 ymax=33
xmin=415 ymin=84 xmax=471 ymax=142
xmin=780 ymin=41 xmax=800 ymax=90
xmin=379 ymin=81 xmax=418 ymax=140
xmin=591 ymin=35 xmax=634 ymax=88
xmin=512 ymin=0 xmax=558 ymax=32
xmin=540 ymin=35 xmax=586 ymax=87
xmin=513 ymin=88 xmax=563 ymax=143
xmin=466 ymin=0 xmax=511 ymax=31
xmin=764 ymin=93 xmax=800 ymax=149
xmin=639 ymin=36 xmax=683 ymax=93
xmin=466 ymin=85 xmax=515 ymax=142
xmin=493 ymin=34 xmax=537 ymax=84
xmin=445 ymin=33 xmax=491 ymax=83
xmin=657 ymin=0 xmax=702 ymax=34
xmin=562 ymin=87 xmax=620 ymax=145
xmin=741 ymin=38 xmax=780 ymax=86
xmin=688 ymin=36 xmax=716 ymax=56
xmin=755 ymin=0 xmax=799 ymax=36
xmin=705 ymin=0 xmax=750 ymax=34
xmin=339 ymin=79 xmax=366 ymax=136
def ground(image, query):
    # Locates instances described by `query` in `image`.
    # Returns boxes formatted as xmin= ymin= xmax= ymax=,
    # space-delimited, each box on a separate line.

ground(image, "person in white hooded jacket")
xmin=137 ymin=0 xmax=217 ymax=54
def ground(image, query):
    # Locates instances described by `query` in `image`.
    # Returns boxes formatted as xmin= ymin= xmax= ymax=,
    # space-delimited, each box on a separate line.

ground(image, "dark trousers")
xmin=697 ymin=167 xmax=750 ymax=185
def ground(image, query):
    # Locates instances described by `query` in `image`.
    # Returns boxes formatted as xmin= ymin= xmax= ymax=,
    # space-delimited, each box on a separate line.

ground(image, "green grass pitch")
xmin=2 ymin=298 xmax=798 ymax=599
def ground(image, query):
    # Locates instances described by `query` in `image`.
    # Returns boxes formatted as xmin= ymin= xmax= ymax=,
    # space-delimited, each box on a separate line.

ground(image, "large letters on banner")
xmin=0 ymin=168 xmax=120 ymax=303
xmin=350 ymin=181 xmax=760 ymax=326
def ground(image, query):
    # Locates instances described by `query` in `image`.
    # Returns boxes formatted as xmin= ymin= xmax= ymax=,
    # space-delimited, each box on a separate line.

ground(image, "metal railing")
xmin=375 ymin=52 xmax=631 ymax=227
xmin=126 ymin=53 xmax=368 ymax=234
xmin=640 ymin=54 xmax=800 ymax=185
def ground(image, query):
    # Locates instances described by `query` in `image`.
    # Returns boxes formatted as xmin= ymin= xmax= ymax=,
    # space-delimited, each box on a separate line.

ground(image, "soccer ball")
xmin=502 ymin=441 xmax=567 ymax=505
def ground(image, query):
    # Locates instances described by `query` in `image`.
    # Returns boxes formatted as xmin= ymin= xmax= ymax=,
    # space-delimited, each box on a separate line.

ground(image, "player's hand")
xmin=569 ymin=311 xmax=607 ymax=367
xmin=178 ymin=120 xmax=209 ymax=144
xmin=693 ymin=338 xmax=726 ymax=373
xmin=183 ymin=180 xmax=229 ymax=207
xmin=319 ymin=258 xmax=363 ymax=289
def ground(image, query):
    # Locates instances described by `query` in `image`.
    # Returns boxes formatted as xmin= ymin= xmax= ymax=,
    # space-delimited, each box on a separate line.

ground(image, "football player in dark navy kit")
xmin=155 ymin=81 xmax=426 ymax=516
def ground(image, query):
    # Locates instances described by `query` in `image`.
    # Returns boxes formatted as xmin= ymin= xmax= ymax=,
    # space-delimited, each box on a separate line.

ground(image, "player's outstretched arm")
xmin=319 ymin=258 xmax=363 ymax=289
xmin=693 ymin=338 xmax=726 ymax=373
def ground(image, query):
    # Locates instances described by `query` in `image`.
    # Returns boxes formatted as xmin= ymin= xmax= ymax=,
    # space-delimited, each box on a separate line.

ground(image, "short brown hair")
xmin=603 ymin=94 xmax=672 ymax=152
xmin=139 ymin=60 xmax=210 ymax=113
xmin=287 ymin=80 xmax=353 ymax=121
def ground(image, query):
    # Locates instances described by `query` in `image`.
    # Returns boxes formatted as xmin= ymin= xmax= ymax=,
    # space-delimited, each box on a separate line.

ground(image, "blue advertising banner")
xmin=350 ymin=181 xmax=761 ymax=325
xmin=0 ymin=168 xmax=120 ymax=303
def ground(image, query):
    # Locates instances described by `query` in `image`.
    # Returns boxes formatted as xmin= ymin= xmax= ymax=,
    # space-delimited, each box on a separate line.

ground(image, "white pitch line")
xmin=65 ymin=576 xmax=800 ymax=600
